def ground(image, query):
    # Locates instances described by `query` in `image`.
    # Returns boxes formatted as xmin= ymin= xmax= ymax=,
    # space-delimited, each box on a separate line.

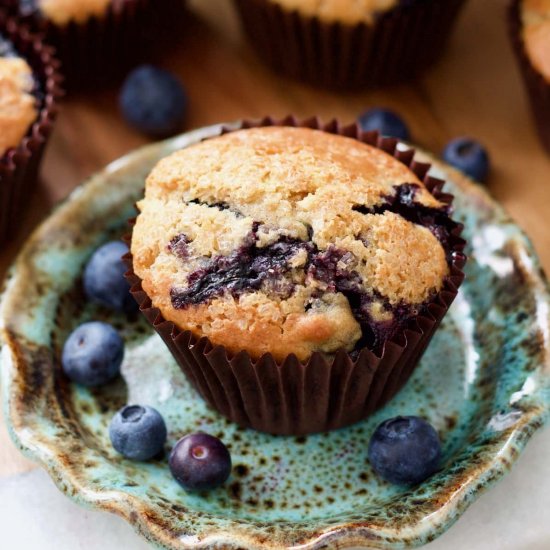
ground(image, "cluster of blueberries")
xmin=62 ymin=241 xmax=232 ymax=491
xmin=120 ymin=66 xmax=490 ymax=184
xmin=62 ymin=240 xmax=444 ymax=489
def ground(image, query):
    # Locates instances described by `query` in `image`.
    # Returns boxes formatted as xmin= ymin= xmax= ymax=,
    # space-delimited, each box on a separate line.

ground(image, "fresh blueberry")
xmin=169 ymin=433 xmax=232 ymax=491
xmin=368 ymin=416 xmax=442 ymax=485
xmin=109 ymin=405 xmax=167 ymax=461
xmin=120 ymin=65 xmax=187 ymax=137
xmin=358 ymin=108 xmax=410 ymax=141
xmin=442 ymin=137 xmax=490 ymax=182
xmin=83 ymin=241 xmax=137 ymax=314
xmin=62 ymin=322 xmax=124 ymax=387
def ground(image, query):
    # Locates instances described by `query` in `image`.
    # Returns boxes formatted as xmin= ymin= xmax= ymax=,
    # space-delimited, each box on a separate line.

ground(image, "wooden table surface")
xmin=1 ymin=0 xmax=549 ymax=479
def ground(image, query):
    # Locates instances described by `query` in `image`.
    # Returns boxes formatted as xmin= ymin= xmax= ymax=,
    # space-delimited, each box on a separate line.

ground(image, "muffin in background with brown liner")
xmin=6 ymin=0 xmax=160 ymax=87
xmin=126 ymin=117 xmax=466 ymax=436
xmin=0 ymin=11 xmax=62 ymax=243
xmin=232 ymin=0 xmax=467 ymax=89
xmin=510 ymin=0 xmax=550 ymax=154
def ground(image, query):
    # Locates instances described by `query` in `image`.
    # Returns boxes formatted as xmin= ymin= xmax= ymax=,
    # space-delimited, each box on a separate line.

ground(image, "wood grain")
xmin=1 ymin=0 xmax=549 ymax=475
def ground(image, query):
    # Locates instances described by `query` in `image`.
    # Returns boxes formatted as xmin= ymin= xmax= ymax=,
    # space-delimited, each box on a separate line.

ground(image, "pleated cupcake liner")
xmin=7 ymin=0 xmax=161 ymax=88
xmin=125 ymin=116 xmax=466 ymax=435
xmin=232 ymin=0 xmax=466 ymax=89
xmin=0 ymin=12 xmax=63 ymax=243
xmin=509 ymin=0 xmax=550 ymax=154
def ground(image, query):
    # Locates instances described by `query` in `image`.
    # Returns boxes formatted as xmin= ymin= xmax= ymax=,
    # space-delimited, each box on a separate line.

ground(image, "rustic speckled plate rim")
xmin=1 ymin=121 xmax=550 ymax=550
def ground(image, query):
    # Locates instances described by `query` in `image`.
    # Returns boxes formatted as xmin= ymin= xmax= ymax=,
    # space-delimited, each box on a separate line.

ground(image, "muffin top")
xmin=0 ymin=35 xmax=38 ymax=157
xmin=132 ymin=127 xmax=455 ymax=362
xmin=268 ymin=0 xmax=398 ymax=25
xmin=20 ymin=0 xmax=112 ymax=26
xmin=521 ymin=0 xmax=550 ymax=81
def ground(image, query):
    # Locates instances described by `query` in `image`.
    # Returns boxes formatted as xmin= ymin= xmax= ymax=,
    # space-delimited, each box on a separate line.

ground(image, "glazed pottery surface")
xmin=1 ymin=122 xmax=549 ymax=549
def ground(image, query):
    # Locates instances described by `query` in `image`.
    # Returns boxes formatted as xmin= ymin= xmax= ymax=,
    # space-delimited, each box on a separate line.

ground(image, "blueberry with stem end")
xmin=169 ymin=433 xmax=232 ymax=491
xmin=368 ymin=416 xmax=442 ymax=485
xmin=120 ymin=65 xmax=187 ymax=138
xmin=442 ymin=137 xmax=490 ymax=182
xmin=358 ymin=108 xmax=410 ymax=141
xmin=83 ymin=241 xmax=137 ymax=314
xmin=110 ymin=405 xmax=167 ymax=461
xmin=62 ymin=322 xmax=124 ymax=387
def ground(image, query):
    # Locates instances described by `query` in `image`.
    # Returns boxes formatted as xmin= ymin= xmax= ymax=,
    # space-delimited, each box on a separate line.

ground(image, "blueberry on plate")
xmin=368 ymin=416 xmax=442 ymax=485
xmin=442 ymin=137 xmax=490 ymax=182
xmin=83 ymin=241 xmax=137 ymax=314
xmin=358 ymin=108 xmax=410 ymax=141
xmin=120 ymin=65 xmax=187 ymax=138
xmin=109 ymin=405 xmax=167 ymax=461
xmin=169 ymin=433 xmax=232 ymax=491
xmin=62 ymin=322 xmax=124 ymax=387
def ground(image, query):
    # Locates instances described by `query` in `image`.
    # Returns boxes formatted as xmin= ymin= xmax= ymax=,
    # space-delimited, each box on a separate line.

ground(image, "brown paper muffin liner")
xmin=125 ymin=116 xmax=466 ymax=435
xmin=509 ymin=0 xmax=550 ymax=154
xmin=0 ymin=12 xmax=63 ymax=243
xmin=8 ymin=0 xmax=159 ymax=87
xmin=232 ymin=0 xmax=466 ymax=89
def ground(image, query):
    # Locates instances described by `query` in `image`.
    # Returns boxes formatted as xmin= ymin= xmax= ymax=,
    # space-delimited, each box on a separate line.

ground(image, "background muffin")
xmin=0 ymin=12 xmax=62 ymax=243
xmin=233 ymin=0 xmax=467 ymax=89
xmin=8 ymin=0 xmax=156 ymax=86
xmin=510 ymin=0 xmax=550 ymax=154
xmin=127 ymin=118 xmax=466 ymax=435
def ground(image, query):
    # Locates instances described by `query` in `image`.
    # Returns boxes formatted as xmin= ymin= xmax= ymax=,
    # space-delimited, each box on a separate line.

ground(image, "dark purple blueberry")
xmin=120 ymin=65 xmax=187 ymax=138
xmin=442 ymin=137 xmax=490 ymax=183
xmin=62 ymin=322 xmax=124 ymax=387
xmin=83 ymin=241 xmax=137 ymax=314
xmin=368 ymin=416 xmax=442 ymax=485
xmin=169 ymin=433 xmax=232 ymax=491
xmin=358 ymin=108 xmax=410 ymax=141
xmin=109 ymin=405 xmax=167 ymax=461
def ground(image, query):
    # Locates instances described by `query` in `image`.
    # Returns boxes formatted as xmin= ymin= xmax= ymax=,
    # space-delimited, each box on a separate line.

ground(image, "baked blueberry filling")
xmin=308 ymin=245 xmax=430 ymax=352
xmin=188 ymin=198 xmax=244 ymax=218
xmin=168 ymin=233 xmax=191 ymax=260
xmin=171 ymin=229 xmax=313 ymax=308
xmin=170 ymin=189 xmax=457 ymax=354
xmin=386 ymin=184 xmax=458 ymax=260
xmin=354 ymin=184 xmax=459 ymax=261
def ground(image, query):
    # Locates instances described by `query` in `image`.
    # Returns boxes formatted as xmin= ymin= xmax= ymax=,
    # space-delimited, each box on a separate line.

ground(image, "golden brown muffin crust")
xmin=268 ymin=0 xmax=398 ymax=24
xmin=521 ymin=0 xmax=550 ymax=81
xmin=0 ymin=57 xmax=37 ymax=157
xmin=38 ymin=0 xmax=112 ymax=25
xmin=132 ymin=127 xmax=450 ymax=361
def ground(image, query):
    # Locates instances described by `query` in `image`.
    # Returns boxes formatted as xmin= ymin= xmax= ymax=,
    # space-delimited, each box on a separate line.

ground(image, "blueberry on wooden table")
xmin=109 ymin=405 xmax=167 ymax=461
xmin=358 ymin=108 xmax=410 ymax=141
xmin=442 ymin=137 xmax=490 ymax=182
xmin=368 ymin=416 xmax=442 ymax=485
xmin=169 ymin=433 xmax=232 ymax=491
xmin=120 ymin=65 xmax=187 ymax=138
xmin=83 ymin=241 xmax=137 ymax=314
xmin=62 ymin=322 xmax=124 ymax=387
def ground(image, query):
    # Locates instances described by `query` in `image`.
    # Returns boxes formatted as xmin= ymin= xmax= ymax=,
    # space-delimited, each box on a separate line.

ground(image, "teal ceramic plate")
xmin=2 ymin=122 xmax=550 ymax=549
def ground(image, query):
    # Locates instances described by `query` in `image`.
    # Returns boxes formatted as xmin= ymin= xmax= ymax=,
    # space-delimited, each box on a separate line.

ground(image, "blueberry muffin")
xmin=18 ymin=0 xmax=114 ymax=25
xmin=132 ymin=126 xmax=458 ymax=362
xmin=0 ymin=34 xmax=39 ymax=160
xmin=10 ymin=0 xmax=154 ymax=86
xmin=0 ymin=14 xmax=61 ymax=242
xmin=233 ymin=0 xmax=466 ymax=89
xmin=128 ymin=120 xmax=465 ymax=434
xmin=510 ymin=0 xmax=550 ymax=153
